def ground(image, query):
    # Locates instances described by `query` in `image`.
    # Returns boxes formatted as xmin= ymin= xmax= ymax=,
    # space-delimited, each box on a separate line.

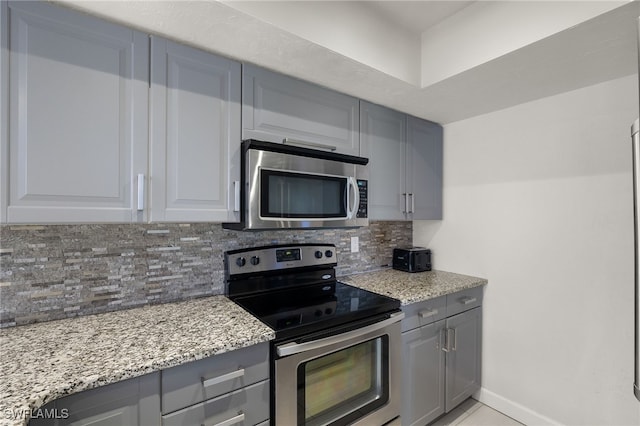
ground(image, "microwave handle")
xmin=346 ymin=177 xmax=360 ymax=219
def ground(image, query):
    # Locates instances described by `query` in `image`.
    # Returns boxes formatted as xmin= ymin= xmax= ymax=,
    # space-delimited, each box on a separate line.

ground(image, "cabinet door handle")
xmin=233 ymin=181 xmax=241 ymax=212
xmin=419 ymin=309 xmax=438 ymax=318
xmin=442 ymin=328 xmax=456 ymax=352
xmin=451 ymin=328 xmax=457 ymax=351
xmin=403 ymin=193 xmax=409 ymax=214
xmin=203 ymin=412 xmax=245 ymax=426
xmin=442 ymin=328 xmax=450 ymax=353
xmin=202 ymin=368 xmax=245 ymax=388
xmin=137 ymin=174 xmax=145 ymax=211
xmin=461 ymin=297 xmax=477 ymax=305
xmin=283 ymin=137 xmax=337 ymax=152
xmin=409 ymin=193 xmax=415 ymax=213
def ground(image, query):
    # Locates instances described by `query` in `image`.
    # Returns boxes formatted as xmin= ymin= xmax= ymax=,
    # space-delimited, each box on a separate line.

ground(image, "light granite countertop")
xmin=341 ymin=268 xmax=487 ymax=305
xmin=0 ymin=268 xmax=485 ymax=426
xmin=0 ymin=296 xmax=274 ymax=426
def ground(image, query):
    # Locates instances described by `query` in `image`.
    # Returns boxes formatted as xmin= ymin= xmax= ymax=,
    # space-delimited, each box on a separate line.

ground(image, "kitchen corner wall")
xmin=414 ymin=74 xmax=639 ymax=425
xmin=0 ymin=221 xmax=411 ymax=328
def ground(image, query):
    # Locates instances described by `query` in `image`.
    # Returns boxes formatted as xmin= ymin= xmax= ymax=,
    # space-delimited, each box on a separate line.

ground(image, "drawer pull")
xmin=204 ymin=412 xmax=245 ymax=426
xmin=419 ymin=309 xmax=438 ymax=318
xmin=202 ymin=368 xmax=245 ymax=388
xmin=461 ymin=297 xmax=477 ymax=305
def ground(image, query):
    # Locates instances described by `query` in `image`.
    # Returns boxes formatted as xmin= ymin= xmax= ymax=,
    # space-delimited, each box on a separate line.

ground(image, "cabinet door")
xmin=445 ymin=307 xmax=482 ymax=411
xmin=150 ymin=37 xmax=241 ymax=222
xmin=243 ymin=65 xmax=360 ymax=156
xmin=401 ymin=320 xmax=446 ymax=426
xmin=4 ymin=1 xmax=148 ymax=223
xmin=406 ymin=116 xmax=443 ymax=220
xmin=29 ymin=373 xmax=161 ymax=426
xmin=359 ymin=101 xmax=406 ymax=220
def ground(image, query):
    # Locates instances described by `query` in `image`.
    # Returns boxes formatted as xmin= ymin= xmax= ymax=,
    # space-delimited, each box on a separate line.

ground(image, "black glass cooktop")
xmin=231 ymin=280 xmax=400 ymax=341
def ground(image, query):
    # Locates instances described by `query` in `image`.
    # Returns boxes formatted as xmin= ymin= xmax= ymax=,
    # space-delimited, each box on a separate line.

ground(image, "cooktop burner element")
xmin=224 ymin=244 xmax=400 ymax=340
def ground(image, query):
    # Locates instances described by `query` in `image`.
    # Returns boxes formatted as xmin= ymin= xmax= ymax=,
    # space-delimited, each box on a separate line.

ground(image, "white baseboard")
xmin=474 ymin=387 xmax=564 ymax=426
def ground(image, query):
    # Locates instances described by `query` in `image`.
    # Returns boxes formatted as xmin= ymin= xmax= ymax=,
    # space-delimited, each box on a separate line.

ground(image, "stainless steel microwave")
xmin=223 ymin=140 xmax=369 ymax=230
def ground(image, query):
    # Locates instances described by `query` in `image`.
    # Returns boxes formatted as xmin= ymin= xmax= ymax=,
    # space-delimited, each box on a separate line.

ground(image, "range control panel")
xmin=225 ymin=244 xmax=337 ymax=277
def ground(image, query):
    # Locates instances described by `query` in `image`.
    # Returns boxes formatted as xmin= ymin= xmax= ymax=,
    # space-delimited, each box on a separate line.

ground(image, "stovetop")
xmin=224 ymin=244 xmax=401 ymax=341
xmin=231 ymin=280 xmax=400 ymax=340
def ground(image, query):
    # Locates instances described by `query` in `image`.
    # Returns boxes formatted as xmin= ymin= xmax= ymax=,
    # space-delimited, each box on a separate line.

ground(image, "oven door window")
xmin=260 ymin=169 xmax=348 ymax=219
xmin=298 ymin=337 xmax=389 ymax=426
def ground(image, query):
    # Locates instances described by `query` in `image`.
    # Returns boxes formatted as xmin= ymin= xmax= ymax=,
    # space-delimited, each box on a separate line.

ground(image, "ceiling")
xmin=58 ymin=0 xmax=639 ymax=124
xmin=366 ymin=0 xmax=476 ymax=34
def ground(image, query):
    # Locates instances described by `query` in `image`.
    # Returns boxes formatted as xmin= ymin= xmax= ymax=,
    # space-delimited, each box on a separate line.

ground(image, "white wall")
xmin=414 ymin=75 xmax=640 ymax=425
xmin=222 ymin=0 xmax=421 ymax=85
xmin=420 ymin=1 xmax=625 ymax=87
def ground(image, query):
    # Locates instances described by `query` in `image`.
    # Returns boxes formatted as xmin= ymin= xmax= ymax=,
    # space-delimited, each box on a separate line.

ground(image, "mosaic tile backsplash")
xmin=0 ymin=221 xmax=412 ymax=327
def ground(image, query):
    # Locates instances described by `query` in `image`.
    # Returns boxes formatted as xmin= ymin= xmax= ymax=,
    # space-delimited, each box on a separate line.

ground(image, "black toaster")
xmin=392 ymin=247 xmax=432 ymax=273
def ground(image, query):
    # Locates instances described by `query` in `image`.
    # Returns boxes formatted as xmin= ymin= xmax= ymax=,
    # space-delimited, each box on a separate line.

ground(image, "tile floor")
xmin=430 ymin=399 xmax=524 ymax=426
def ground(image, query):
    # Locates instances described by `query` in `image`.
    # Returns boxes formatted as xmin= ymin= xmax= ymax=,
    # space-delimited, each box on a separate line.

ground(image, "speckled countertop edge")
xmin=340 ymin=268 xmax=487 ymax=305
xmin=0 ymin=269 xmax=486 ymax=426
xmin=0 ymin=296 xmax=274 ymax=426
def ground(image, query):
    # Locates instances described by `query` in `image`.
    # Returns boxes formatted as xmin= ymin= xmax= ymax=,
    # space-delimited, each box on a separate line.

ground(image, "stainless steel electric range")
xmin=224 ymin=244 xmax=403 ymax=426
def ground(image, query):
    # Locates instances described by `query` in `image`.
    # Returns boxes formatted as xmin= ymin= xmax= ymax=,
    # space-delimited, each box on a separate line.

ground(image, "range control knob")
xmin=235 ymin=257 xmax=246 ymax=267
xmin=250 ymin=256 xmax=260 ymax=266
xmin=314 ymin=250 xmax=323 ymax=259
xmin=314 ymin=310 xmax=323 ymax=317
xmin=325 ymin=250 xmax=334 ymax=258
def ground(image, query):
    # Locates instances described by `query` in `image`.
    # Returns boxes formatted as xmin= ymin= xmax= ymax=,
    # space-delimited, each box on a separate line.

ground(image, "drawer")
xmin=162 ymin=380 xmax=269 ymax=426
xmin=401 ymin=295 xmax=446 ymax=332
xmin=162 ymin=342 xmax=269 ymax=414
xmin=446 ymin=286 xmax=483 ymax=317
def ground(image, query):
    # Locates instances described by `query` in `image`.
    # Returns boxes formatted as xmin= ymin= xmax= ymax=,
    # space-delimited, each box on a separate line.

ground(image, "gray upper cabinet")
xmin=360 ymin=101 xmax=443 ymax=221
xmin=150 ymin=37 xmax=241 ymax=223
xmin=242 ymin=64 xmax=360 ymax=156
xmin=406 ymin=116 xmax=443 ymax=220
xmin=359 ymin=101 xmax=407 ymax=220
xmin=2 ymin=1 xmax=149 ymax=224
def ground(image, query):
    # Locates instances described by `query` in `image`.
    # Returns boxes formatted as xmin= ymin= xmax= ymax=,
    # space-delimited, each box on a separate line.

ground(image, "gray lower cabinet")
xmin=161 ymin=342 xmax=270 ymax=426
xmin=401 ymin=288 xmax=483 ymax=426
xmin=29 ymin=373 xmax=161 ymax=426
xmin=360 ymin=101 xmax=443 ymax=221
xmin=29 ymin=343 xmax=270 ymax=426
xmin=242 ymin=64 xmax=360 ymax=156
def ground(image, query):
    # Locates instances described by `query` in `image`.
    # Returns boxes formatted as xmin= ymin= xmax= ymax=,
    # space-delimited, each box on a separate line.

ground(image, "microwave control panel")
xmin=357 ymin=180 xmax=368 ymax=218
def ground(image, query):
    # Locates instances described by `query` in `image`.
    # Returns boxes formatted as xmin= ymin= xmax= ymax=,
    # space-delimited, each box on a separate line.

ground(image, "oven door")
xmin=274 ymin=312 xmax=404 ymax=426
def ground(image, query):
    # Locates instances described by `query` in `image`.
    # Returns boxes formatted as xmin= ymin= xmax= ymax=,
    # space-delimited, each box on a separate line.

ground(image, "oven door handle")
xmin=276 ymin=312 xmax=404 ymax=357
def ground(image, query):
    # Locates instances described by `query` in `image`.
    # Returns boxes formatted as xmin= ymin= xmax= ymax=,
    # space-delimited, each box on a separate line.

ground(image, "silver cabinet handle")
xmin=410 ymin=193 xmax=415 ymax=213
xmin=419 ymin=309 xmax=438 ymax=318
xmin=203 ymin=412 xmax=245 ymax=426
xmin=461 ymin=297 xmax=477 ymax=305
xmin=442 ymin=328 xmax=450 ymax=353
xmin=137 ymin=173 xmax=145 ymax=211
xmin=277 ymin=312 xmax=404 ymax=357
xmin=283 ymin=138 xmax=337 ymax=152
xmin=442 ymin=328 xmax=456 ymax=352
xmin=202 ymin=368 xmax=245 ymax=388
xmin=402 ymin=193 xmax=408 ymax=214
xmin=233 ymin=181 xmax=240 ymax=212
xmin=451 ymin=327 xmax=457 ymax=351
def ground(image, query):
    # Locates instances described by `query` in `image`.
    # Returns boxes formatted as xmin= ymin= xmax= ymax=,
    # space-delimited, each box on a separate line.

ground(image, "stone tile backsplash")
xmin=0 ymin=221 xmax=412 ymax=327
